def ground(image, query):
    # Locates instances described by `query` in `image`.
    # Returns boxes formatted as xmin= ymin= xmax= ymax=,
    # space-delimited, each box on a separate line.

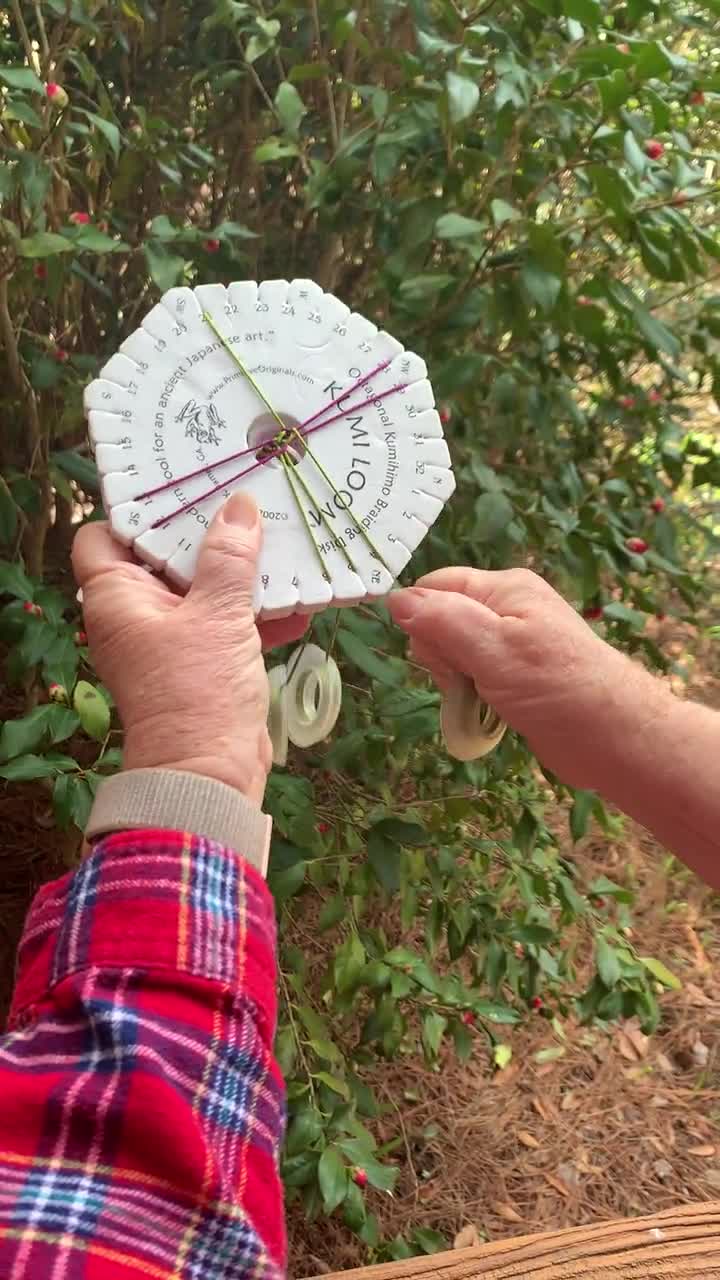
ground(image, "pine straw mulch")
xmin=289 ymin=818 xmax=720 ymax=1279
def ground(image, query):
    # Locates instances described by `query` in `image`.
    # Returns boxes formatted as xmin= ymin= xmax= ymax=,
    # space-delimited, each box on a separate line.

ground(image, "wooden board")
xmin=306 ymin=1200 xmax=720 ymax=1279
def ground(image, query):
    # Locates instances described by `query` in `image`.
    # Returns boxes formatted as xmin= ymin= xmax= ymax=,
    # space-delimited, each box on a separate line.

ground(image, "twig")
xmin=309 ymin=0 xmax=339 ymax=152
xmin=10 ymin=0 xmax=35 ymax=65
xmin=33 ymin=0 xmax=51 ymax=64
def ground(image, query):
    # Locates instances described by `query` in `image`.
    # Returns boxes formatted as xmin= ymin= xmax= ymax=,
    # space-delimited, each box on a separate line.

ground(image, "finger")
xmin=190 ymin=492 xmax=261 ymax=612
xmin=259 ymin=613 xmax=309 ymax=652
xmin=414 ymin=566 xmax=549 ymax=618
xmin=72 ymin=521 xmax=139 ymax=588
xmin=408 ymin=637 xmax=457 ymax=692
xmin=387 ymin=587 xmax=500 ymax=682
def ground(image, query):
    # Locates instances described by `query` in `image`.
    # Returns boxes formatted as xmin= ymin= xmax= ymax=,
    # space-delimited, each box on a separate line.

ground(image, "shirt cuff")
xmin=86 ymin=767 xmax=272 ymax=876
xmin=9 ymin=829 xmax=278 ymax=1028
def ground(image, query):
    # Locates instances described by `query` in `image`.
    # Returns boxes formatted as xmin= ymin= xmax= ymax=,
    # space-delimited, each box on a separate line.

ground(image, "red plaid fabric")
xmin=0 ymin=829 xmax=286 ymax=1278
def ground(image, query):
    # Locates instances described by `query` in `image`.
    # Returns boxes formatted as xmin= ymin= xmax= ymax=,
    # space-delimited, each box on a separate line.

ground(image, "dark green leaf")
xmin=318 ymin=1147 xmax=348 ymax=1213
xmin=474 ymin=492 xmax=514 ymax=541
xmin=0 ymin=66 xmax=44 ymax=93
xmin=367 ymin=829 xmax=402 ymax=894
xmin=337 ymin=629 xmax=405 ymax=686
xmin=596 ymin=935 xmax=621 ymax=987
xmin=446 ymin=72 xmax=479 ymax=124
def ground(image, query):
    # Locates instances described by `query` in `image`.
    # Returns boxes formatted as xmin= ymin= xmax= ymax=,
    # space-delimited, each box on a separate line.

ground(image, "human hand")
xmin=72 ymin=493 xmax=308 ymax=805
xmin=387 ymin=566 xmax=660 ymax=789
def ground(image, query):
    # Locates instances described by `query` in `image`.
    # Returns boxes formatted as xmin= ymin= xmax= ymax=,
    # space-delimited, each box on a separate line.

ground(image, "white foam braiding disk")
xmin=84 ymin=280 xmax=456 ymax=618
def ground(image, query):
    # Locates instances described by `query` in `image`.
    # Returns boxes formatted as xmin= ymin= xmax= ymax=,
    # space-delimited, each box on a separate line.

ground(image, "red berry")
xmin=625 ymin=536 xmax=648 ymax=554
xmin=48 ymin=682 xmax=68 ymax=703
xmin=577 ymin=295 xmax=593 ymax=307
xmin=69 ymin=212 xmax=91 ymax=225
xmin=655 ymin=612 xmax=667 ymax=622
xmin=648 ymin=390 xmax=663 ymax=405
xmin=204 ymin=238 xmax=221 ymax=253
xmin=439 ymin=405 xmax=452 ymax=426
xmin=461 ymin=1010 xmax=475 ymax=1026
xmin=645 ymin=140 xmax=665 ymax=160
xmin=690 ymin=90 xmax=705 ymax=106
xmin=671 ymin=192 xmax=689 ymax=207
xmin=513 ymin=942 xmax=525 ymax=959
xmin=617 ymin=42 xmax=630 ymax=53
xmin=53 ymin=348 xmax=69 ymax=363
xmin=531 ymin=996 xmax=543 ymax=1010
xmin=74 ymin=630 xmax=87 ymax=645
xmin=353 ymin=1168 xmax=368 ymax=1189
xmin=33 ymin=263 xmax=47 ymax=281
xmin=45 ymin=82 xmax=60 ymax=98
xmin=316 ymin=821 xmax=330 ymax=834
xmin=22 ymin=601 xmax=34 ymax=613
xmin=650 ymin=497 xmax=665 ymax=514
xmin=619 ymin=395 xmax=636 ymax=410
xmin=592 ymin=896 xmax=607 ymax=908
xmin=583 ymin=605 xmax=603 ymax=621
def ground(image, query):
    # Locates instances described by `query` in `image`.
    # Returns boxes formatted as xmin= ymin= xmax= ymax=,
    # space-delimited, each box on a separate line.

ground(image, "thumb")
xmin=190 ymin=492 xmax=262 ymax=612
xmin=387 ymin=587 xmax=501 ymax=684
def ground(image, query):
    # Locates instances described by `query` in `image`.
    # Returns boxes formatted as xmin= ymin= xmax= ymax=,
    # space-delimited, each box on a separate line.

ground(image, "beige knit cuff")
xmin=86 ymin=768 xmax=272 ymax=877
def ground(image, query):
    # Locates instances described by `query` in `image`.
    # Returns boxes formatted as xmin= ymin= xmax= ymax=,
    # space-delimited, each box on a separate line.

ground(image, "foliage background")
xmin=0 ymin=0 xmax=719 ymax=1263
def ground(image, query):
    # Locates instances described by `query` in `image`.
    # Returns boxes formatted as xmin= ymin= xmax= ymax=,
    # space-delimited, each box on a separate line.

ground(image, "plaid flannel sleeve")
xmin=0 ymin=829 xmax=286 ymax=1280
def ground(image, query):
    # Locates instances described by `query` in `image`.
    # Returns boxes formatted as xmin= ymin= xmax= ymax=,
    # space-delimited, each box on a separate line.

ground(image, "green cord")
xmin=280 ymin=454 xmax=333 ymax=581
xmin=204 ymin=307 xmax=394 ymax=583
xmin=204 ymin=311 xmax=286 ymax=433
xmin=288 ymin=426 xmax=394 ymax=581
xmin=285 ymin=458 xmax=362 ymax=577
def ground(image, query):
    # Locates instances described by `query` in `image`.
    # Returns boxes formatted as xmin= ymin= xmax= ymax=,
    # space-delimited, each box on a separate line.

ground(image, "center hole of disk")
xmin=247 ymin=412 xmax=305 ymax=467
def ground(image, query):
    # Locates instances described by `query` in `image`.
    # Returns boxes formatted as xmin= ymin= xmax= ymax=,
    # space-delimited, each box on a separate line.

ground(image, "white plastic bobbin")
xmin=286 ymin=644 xmax=342 ymax=748
xmin=440 ymin=675 xmax=507 ymax=761
xmin=84 ymin=279 xmax=456 ymax=621
xmin=267 ymin=664 xmax=289 ymax=766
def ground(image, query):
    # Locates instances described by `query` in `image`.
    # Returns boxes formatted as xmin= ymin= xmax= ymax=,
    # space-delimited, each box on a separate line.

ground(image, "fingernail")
xmin=387 ymin=587 xmax=427 ymax=627
xmin=222 ymin=492 xmax=257 ymax=528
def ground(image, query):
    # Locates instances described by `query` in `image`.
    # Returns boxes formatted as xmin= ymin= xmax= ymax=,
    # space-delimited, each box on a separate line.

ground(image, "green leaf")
xmin=17 ymin=233 xmax=74 ymax=259
xmin=633 ymin=304 xmax=681 ymax=358
xmin=51 ymin=450 xmax=99 ymax=492
xmin=0 ymin=754 xmax=62 ymax=781
xmin=144 ymin=242 xmax=186 ymax=291
xmin=318 ymin=1146 xmax=348 ymax=1213
xmin=334 ymin=933 xmax=366 ymax=995
xmin=421 ymin=1010 xmax=447 ymax=1059
xmin=623 ymin=131 xmax=647 ymax=175
xmin=474 ymin=1000 xmax=521 ymax=1024
xmin=367 ymin=829 xmax=402 ymax=894
xmin=372 ymin=817 xmax=429 ymax=846
xmin=639 ymin=955 xmax=681 ymax=990
xmin=0 ymin=561 xmax=33 ymax=600
xmin=570 ymin=789 xmax=595 ymax=842
xmin=595 ymin=935 xmax=621 ymax=987
xmin=474 ymin=492 xmax=514 ymax=541
xmin=274 ymin=82 xmax=306 ymax=137
xmin=72 ymin=226 xmax=128 ymax=254
xmin=446 ymin=72 xmax=480 ymax=124
xmin=491 ymin=198 xmax=521 ymax=226
xmin=81 ymin=110 xmax=121 ymax=157
xmin=254 ymin=137 xmax=300 ymax=163
xmin=494 ymin=1043 xmax=513 ymax=1070
xmin=0 ymin=481 xmax=18 ymax=545
xmin=0 ymin=705 xmax=79 ymax=762
xmin=73 ymin=681 xmax=111 ymax=741
xmin=397 ymin=273 xmax=455 ymax=302
xmin=522 ymin=262 xmax=562 ymax=312
xmin=563 ymin=0 xmax=600 ymax=24
xmin=337 ymin=629 xmax=405 ymax=686
xmin=318 ymin=894 xmax=346 ymax=931
xmin=53 ymin=772 xmax=74 ymax=829
xmin=0 ymin=66 xmax=44 ymax=93
xmin=435 ymin=213 xmax=485 ymax=240
xmin=314 ymin=1071 xmax=350 ymax=1101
